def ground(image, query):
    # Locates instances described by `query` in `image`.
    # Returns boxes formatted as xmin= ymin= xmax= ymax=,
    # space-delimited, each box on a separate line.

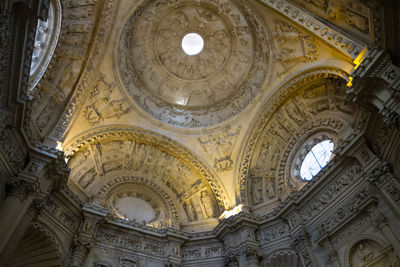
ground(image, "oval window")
xmin=300 ymin=140 xmax=334 ymax=180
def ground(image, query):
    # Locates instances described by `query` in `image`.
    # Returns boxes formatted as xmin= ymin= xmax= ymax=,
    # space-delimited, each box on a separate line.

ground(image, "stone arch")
xmin=64 ymin=126 xmax=229 ymax=222
xmin=6 ymin=223 xmax=64 ymax=266
xmin=95 ymin=176 xmax=181 ymax=227
xmin=236 ymin=67 xmax=352 ymax=207
xmin=344 ymin=236 xmax=391 ymax=267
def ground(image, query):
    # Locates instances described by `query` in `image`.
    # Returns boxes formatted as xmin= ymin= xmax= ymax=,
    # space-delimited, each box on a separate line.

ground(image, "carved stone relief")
xmin=65 ymin=128 xmax=226 ymax=227
xmin=82 ymin=75 xmax=130 ymax=125
xmin=198 ymin=126 xmax=241 ymax=172
xmin=273 ymin=20 xmax=318 ymax=75
xmin=348 ymin=239 xmax=398 ymax=267
xmin=247 ymin=78 xmax=354 ymax=207
xmin=31 ymin=0 xmax=101 ymax=134
xmin=290 ymin=0 xmax=370 ymax=42
xmin=118 ymin=0 xmax=271 ymax=128
xmin=65 ymin=127 xmax=229 ymax=210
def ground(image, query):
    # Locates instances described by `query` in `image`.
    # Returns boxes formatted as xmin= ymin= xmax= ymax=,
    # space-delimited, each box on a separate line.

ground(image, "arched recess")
xmin=64 ymin=126 xmax=230 ymax=228
xmin=6 ymin=223 xmax=64 ymax=267
xmin=344 ymin=236 xmax=399 ymax=267
xmin=28 ymin=0 xmax=120 ymax=144
xmin=236 ymin=67 xmax=355 ymax=209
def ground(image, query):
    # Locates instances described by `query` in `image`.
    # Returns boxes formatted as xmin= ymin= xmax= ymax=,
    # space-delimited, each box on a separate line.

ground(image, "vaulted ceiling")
xmin=29 ymin=0 xmax=386 ymax=232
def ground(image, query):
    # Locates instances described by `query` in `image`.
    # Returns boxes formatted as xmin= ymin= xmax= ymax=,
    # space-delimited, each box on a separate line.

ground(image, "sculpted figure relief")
xmin=273 ymin=20 xmax=317 ymax=75
xmin=246 ymin=79 xmax=354 ymax=206
xmin=83 ymin=76 xmax=130 ymax=125
xmin=200 ymin=191 xmax=215 ymax=218
xmin=198 ymin=126 xmax=241 ymax=172
xmin=118 ymin=0 xmax=270 ymax=127
xmin=292 ymin=0 xmax=369 ymax=36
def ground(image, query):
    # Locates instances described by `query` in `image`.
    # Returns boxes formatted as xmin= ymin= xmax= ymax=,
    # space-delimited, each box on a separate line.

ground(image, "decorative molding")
xmin=198 ymin=126 xmax=241 ymax=172
xmin=237 ymin=68 xmax=349 ymax=205
xmin=65 ymin=127 xmax=229 ymax=211
xmin=117 ymin=0 xmax=271 ymax=128
xmin=258 ymin=0 xmax=365 ymax=59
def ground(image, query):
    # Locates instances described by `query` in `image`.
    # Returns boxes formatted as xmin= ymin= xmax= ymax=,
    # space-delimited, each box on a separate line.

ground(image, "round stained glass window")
xmin=300 ymin=140 xmax=334 ymax=181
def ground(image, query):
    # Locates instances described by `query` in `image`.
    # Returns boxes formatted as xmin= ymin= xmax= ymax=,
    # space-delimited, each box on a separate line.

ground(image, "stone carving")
xmin=42 ymin=0 xmax=118 ymax=141
xmin=65 ymin=127 xmax=229 ymax=210
xmin=291 ymin=0 xmax=369 ymax=35
xmin=31 ymin=0 xmax=103 ymax=135
xmin=183 ymin=245 xmax=223 ymax=260
xmin=239 ymin=73 xmax=351 ymax=205
xmin=252 ymin=177 xmax=263 ymax=205
xmin=198 ymin=126 xmax=241 ymax=172
xmin=265 ymin=177 xmax=275 ymax=200
xmin=301 ymin=165 xmax=362 ymax=222
xmin=291 ymin=230 xmax=313 ymax=266
xmin=259 ymin=223 xmax=290 ymax=242
xmin=118 ymin=0 xmax=270 ymax=128
xmin=183 ymin=201 xmax=196 ymax=222
xmin=200 ymin=191 xmax=216 ymax=218
xmin=273 ymin=20 xmax=318 ymax=75
xmin=314 ymin=187 xmax=369 ymax=238
xmin=250 ymin=173 xmax=277 ymax=206
xmin=119 ymin=258 xmax=137 ymax=267
xmin=83 ymin=75 xmax=130 ymax=125
xmin=347 ymin=239 xmax=395 ymax=267
xmin=45 ymin=197 xmax=81 ymax=232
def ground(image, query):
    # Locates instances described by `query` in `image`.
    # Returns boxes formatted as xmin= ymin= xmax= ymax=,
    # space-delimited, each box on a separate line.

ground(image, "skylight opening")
xmin=181 ymin=33 xmax=204 ymax=56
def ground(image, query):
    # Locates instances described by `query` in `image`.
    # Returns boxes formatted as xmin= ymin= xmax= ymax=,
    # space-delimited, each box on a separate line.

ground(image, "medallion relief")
xmin=118 ymin=0 xmax=271 ymax=128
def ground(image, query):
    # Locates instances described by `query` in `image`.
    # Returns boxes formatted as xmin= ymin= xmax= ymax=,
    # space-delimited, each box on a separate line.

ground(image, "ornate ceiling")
xmin=118 ymin=0 xmax=271 ymax=128
xmin=30 ymin=0 xmax=376 ymax=232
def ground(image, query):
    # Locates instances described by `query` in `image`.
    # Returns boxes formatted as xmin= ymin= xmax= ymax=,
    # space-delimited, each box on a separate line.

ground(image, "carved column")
xmin=347 ymin=48 xmax=400 ymax=127
xmin=69 ymin=205 xmax=109 ymax=267
xmin=322 ymin=240 xmax=341 ymax=267
xmin=244 ymin=247 xmax=260 ymax=267
xmin=291 ymin=229 xmax=316 ymax=267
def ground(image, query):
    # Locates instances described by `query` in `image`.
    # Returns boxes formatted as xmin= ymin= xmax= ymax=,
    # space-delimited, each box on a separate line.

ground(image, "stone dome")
xmin=117 ymin=0 xmax=271 ymax=128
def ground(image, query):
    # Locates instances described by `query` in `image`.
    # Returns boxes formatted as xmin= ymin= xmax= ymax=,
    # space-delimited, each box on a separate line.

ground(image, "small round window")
xmin=300 ymin=140 xmax=334 ymax=180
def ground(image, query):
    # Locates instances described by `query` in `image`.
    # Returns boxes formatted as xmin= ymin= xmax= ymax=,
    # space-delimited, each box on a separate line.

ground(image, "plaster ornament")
xmin=198 ymin=126 xmax=241 ymax=172
xmin=118 ymin=0 xmax=270 ymax=128
xmin=273 ymin=20 xmax=318 ymax=75
xmin=83 ymin=75 xmax=130 ymax=125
